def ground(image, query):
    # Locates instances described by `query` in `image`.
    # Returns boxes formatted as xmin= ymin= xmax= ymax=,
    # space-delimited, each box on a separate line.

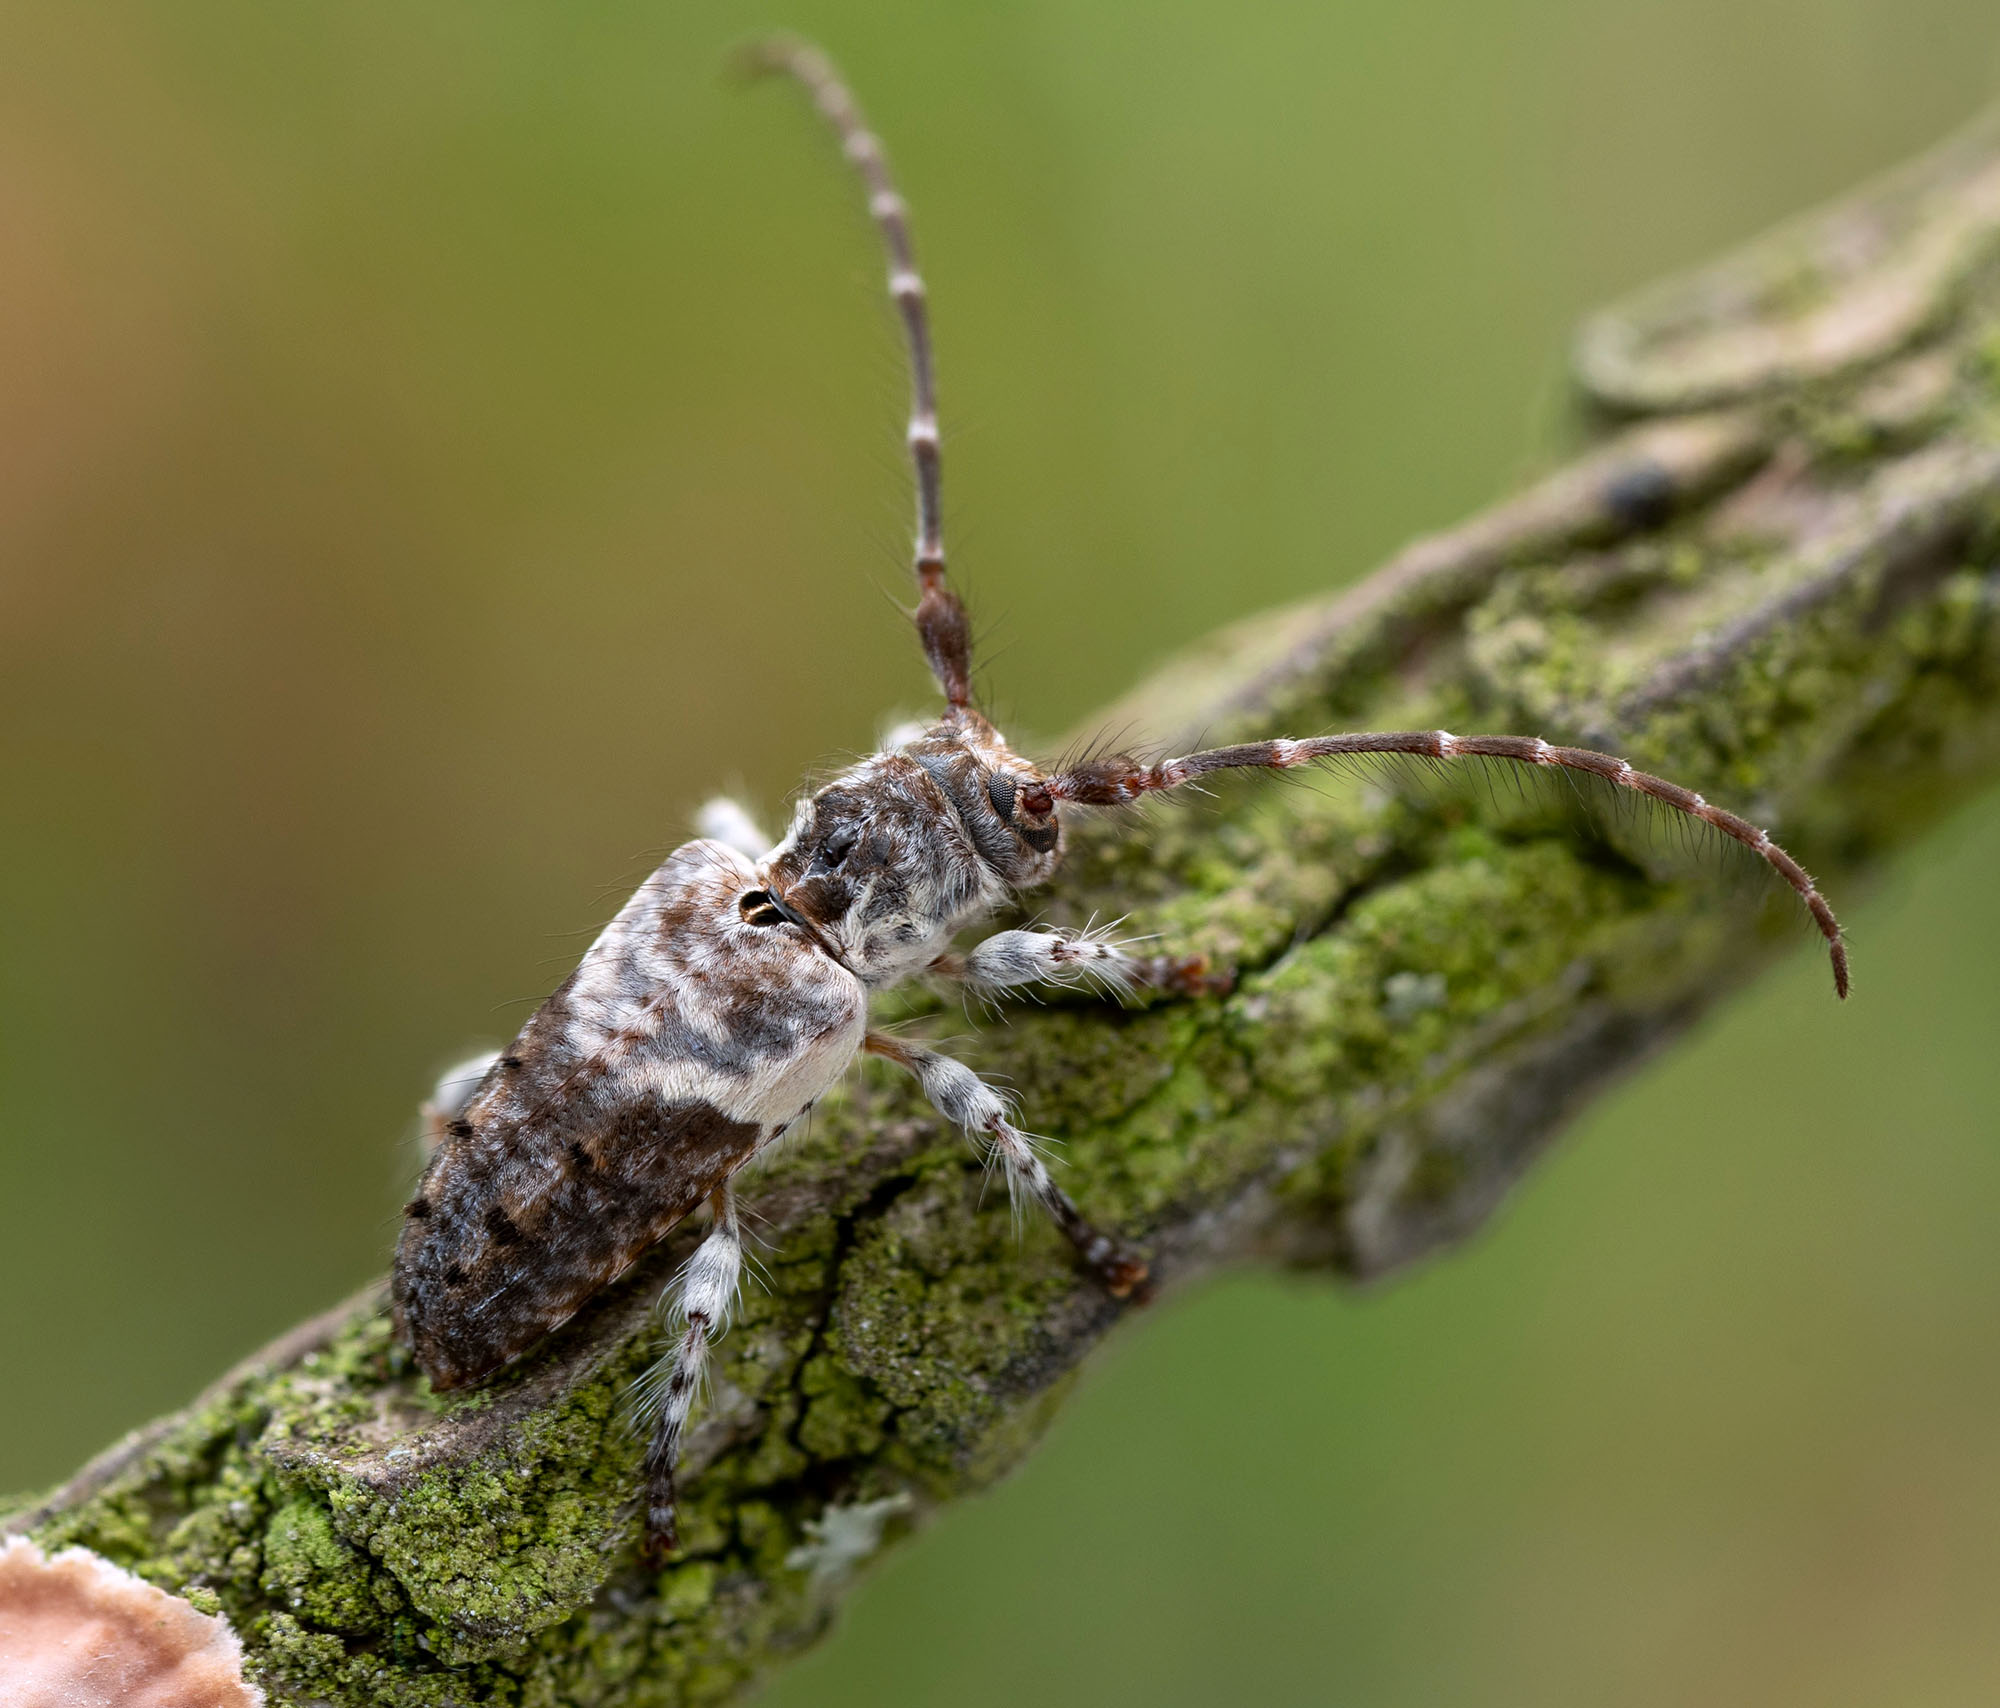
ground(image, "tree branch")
xmin=13 ymin=106 xmax=2000 ymax=1708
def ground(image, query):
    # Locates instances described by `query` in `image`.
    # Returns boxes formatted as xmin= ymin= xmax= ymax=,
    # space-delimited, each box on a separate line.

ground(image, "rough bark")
xmin=12 ymin=106 xmax=2000 ymax=1708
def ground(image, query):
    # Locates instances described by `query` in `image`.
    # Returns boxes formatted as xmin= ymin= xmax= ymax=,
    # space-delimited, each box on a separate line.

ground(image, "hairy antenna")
xmin=1045 ymin=730 xmax=1850 ymax=998
xmin=740 ymin=36 xmax=973 ymax=714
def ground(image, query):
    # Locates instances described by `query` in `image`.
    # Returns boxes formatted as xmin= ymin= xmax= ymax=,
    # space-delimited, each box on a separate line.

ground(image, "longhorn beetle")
xmin=392 ymin=37 xmax=1850 ymax=1558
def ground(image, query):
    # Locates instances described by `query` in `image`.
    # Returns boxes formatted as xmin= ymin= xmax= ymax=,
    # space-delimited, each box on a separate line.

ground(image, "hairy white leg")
xmin=931 ymin=927 xmax=1224 ymax=1002
xmin=419 ymin=1049 xmax=501 ymax=1155
xmin=641 ymin=1182 xmax=743 ymax=1554
xmin=862 ymin=1033 xmax=1148 ymax=1296
xmin=694 ymin=796 xmax=773 ymax=861
xmin=933 ymin=926 xmax=1142 ymax=996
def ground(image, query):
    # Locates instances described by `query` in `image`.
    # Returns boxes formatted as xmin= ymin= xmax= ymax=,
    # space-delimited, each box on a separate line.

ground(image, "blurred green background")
xmin=4 ymin=1 xmax=2000 ymax=1703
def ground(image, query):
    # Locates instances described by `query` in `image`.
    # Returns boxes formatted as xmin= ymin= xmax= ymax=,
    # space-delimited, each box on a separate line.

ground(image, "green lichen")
xmin=263 ymin=1499 xmax=393 ymax=1634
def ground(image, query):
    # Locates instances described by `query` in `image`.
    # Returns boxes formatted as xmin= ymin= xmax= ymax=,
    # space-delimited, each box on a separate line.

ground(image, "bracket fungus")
xmin=0 ymin=1536 xmax=263 ymax=1708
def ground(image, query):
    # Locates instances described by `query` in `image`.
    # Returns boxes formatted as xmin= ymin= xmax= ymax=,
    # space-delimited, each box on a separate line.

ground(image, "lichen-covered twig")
xmin=11 ymin=105 xmax=2000 ymax=1708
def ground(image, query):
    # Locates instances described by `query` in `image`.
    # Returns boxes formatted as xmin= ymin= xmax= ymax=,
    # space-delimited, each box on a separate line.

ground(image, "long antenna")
xmin=1045 ymin=730 xmax=1850 ymax=998
xmin=740 ymin=37 xmax=975 ymax=715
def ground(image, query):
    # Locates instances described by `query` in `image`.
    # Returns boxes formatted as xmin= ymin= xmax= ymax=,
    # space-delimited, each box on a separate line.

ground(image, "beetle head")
xmin=751 ymin=718 xmax=1061 ymax=984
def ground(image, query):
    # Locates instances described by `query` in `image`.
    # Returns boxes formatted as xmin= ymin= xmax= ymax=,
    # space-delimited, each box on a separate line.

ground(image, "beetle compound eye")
xmin=739 ymin=890 xmax=788 ymax=927
xmin=986 ymin=772 xmax=1018 ymax=821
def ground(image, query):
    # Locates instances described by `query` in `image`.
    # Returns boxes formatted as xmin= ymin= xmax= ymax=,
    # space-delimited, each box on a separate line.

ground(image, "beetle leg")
xmin=641 ymin=1180 xmax=743 ymax=1557
xmin=694 ymin=796 xmax=774 ymax=861
xmin=930 ymin=926 xmax=1228 ymax=1002
xmin=417 ymin=1049 xmax=501 ymax=1157
xmin=862 ymin=1032 xmax=1149 ymax=1298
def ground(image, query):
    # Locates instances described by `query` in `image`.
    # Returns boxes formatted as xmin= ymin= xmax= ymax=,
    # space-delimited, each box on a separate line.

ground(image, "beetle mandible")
xmin=392 ymin=37 xmax=1849 ymax=1557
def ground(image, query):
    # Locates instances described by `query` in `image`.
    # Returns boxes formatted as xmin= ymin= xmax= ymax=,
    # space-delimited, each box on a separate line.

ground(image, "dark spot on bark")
xmin=443 ymin=1262 xmax=468 ymax=1287
xmin=484 ymin=1206 xmax=522 ymax=1246
xmin=406 ymin=1196 xmax=431 ymax=1219
xmin=1603 ymin=460 xmax=1676 ymax=530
